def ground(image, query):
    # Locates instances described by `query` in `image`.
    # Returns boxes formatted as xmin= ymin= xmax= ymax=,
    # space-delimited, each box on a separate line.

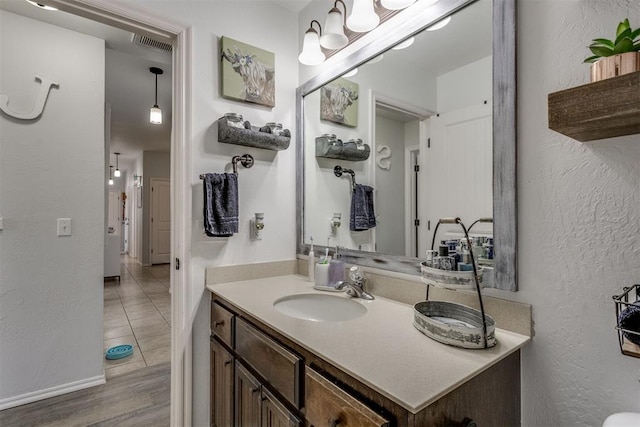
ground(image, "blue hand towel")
xmin=350 ymin=184 xmax=376 ymax=231
xmin=203 ymin=173 xmax=238 ymax=237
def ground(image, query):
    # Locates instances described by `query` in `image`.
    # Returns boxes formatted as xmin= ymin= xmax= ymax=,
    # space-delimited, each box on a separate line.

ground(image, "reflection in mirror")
xmin=304 ymin=0 xmax=492 ymax=260
xmin=297 ymin=0 xmax=517 ymax=291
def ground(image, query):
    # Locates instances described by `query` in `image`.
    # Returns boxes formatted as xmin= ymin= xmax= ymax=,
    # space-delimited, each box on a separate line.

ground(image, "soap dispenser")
xmin=328 ymin=246 xmax=345 ymax=287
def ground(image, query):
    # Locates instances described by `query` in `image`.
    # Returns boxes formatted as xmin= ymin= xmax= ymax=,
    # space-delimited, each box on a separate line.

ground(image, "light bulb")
xmin=380 ymin=0 xmax=415 ymax=10
xmin=347 ymin=0 xmax=379 ymax=33
xmin=299 ymin=27 xmax=325 ymax=65
xmin=150 ymin=106 xmax=162 ymax=124
xmin=320 ymin=7 xmax=348 ymax=50
xmin=108 ymin=178 xmax=114 ymax=186
xmin=427 ymin=16 xmax=452 ymax=31
xmin=114 ymin=169 xmax=121 ymax=177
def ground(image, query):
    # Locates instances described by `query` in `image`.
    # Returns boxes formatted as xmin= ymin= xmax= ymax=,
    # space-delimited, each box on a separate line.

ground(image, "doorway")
xmin=0 ymin=1 xmax=190 ymax=424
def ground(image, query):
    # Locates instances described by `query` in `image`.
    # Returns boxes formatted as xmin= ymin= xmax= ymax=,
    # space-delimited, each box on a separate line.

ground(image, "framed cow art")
xmin=320 ymin=77 xmax=358 ymax=127
xmin=220 ymin=36 xmax=275 ymax=107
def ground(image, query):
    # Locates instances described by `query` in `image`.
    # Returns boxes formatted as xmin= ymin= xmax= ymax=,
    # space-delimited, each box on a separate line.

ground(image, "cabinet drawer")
xmin=306 ymin=367 xmax=390 ymax=427
xmin=235 ymin=318 xmax=302 ymax=408
xmin=211 ymin=301 xmax=235 ymax=348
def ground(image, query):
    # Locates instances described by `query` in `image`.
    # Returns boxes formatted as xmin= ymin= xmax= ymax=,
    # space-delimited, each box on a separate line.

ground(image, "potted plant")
xmin=584 ymin=18 xmax=640 ymax=82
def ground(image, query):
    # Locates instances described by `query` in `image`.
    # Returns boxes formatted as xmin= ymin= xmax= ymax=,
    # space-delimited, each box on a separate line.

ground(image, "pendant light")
xmin=347 ymin=0 xmax=379 ymax=33
xmin=298 ymin=20 xmax=325 ymax=65
xmin=113 ymin=152 xmax=121 ymax=177
xmin=149 ymin=67 xmax=163 ymax=124
xmin=320 ymin=0 xmax=348 ymax=50
xmin=380 ymin=0 xmax=416 ymax=10
xmin=108 ymin=166 xmax=114 ymax=186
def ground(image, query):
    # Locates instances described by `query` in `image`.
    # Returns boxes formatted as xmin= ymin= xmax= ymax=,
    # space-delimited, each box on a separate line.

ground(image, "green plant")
xmin=584 ymin=18 xmax=640 ymax=63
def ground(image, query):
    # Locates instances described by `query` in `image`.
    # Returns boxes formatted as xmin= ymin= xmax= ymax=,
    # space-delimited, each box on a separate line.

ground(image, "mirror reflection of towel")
xmin=203 ymin=173 xmax=238 ymax=237
xmin=350 ymin=184 xmax=376 ymax=231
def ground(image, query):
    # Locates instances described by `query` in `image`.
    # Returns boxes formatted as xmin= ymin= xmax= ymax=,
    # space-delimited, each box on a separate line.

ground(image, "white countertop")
xmin=207 ymin=274 xmax=530 ymax=413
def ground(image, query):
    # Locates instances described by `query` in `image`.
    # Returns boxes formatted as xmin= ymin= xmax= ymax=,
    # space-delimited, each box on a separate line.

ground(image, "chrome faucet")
xmin=335 ymin=266 xmax=375 ymax=300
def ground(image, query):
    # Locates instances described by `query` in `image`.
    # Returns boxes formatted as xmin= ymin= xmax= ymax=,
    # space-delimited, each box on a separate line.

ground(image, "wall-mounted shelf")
xmin=218 ymin=117 xmax=290 ymax=151
xmin=548 ymin=71 xmax=640 ymax=142
xmin=315 ymin=136 xmax=370 ymax=161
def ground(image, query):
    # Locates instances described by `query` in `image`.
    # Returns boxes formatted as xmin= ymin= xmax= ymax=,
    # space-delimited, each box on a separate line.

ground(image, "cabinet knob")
xmin=224 ymin=359 xmax=232 ymax=367
xmin=462 ymin=418 xmax=477 ymax=427
xmin=214 ymin=320 xmax=225 ymax=327
xmin=250 ymin=387 xmax=259 ymax=394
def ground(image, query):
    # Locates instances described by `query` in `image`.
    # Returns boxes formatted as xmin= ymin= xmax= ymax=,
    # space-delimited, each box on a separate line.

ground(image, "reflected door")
xmin=425 ymin=102 xmax=492 ymax=244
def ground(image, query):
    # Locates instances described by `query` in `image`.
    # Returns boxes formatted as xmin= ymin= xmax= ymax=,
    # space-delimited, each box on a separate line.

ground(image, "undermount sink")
xmin=273 ymin=293 xmax=367 ymax=322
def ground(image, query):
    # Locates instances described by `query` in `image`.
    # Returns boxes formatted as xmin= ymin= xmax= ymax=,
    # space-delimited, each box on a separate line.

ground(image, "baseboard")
xmin=0 ymin=374 xmax=106 ymax=411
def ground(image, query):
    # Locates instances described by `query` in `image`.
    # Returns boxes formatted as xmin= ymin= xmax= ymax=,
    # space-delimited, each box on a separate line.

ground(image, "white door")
xmin=108 ymin=190 xmax=121 ymax=236
xmin=426 ymin=103 xmax=492 ymax=244
xmin=150 ymin=178 xmax=171 ymax=264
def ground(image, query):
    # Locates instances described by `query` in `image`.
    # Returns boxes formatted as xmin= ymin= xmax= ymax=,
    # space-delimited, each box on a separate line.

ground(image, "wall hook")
xmin=0 ymin=75 xmax=59 ymax=120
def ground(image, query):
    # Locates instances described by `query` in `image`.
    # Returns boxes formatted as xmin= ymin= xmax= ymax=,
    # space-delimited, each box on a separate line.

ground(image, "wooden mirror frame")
xmin=295 ymin=0 xmax=516 ymax=291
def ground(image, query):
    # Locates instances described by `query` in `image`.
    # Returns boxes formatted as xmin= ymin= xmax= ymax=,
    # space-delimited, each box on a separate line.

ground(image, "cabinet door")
xmin=261 ymin=388 xmax=301 ymax=427
xmin=211 ymin=338 xmax=234 ymax=427
xmin=306 ymin=367 xmax=390 ymax=427
xmin=235 ymin=362 xmax=262 ymax=427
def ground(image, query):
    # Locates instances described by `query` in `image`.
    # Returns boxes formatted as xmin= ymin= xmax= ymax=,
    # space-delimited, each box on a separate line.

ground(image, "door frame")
xmin=44 ymin=1 xmax=192 ymax=425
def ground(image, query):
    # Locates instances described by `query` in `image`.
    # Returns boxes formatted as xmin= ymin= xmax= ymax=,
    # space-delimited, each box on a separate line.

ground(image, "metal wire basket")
xmin=613 ymin=284 xmax=640 ymax=358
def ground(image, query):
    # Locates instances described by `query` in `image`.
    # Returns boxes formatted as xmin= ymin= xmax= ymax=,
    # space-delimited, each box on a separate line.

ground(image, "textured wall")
xmin=0 ymin=12 xmax=105 ymax=405
xmin=511 ymin=0 xmax=640 ymax=425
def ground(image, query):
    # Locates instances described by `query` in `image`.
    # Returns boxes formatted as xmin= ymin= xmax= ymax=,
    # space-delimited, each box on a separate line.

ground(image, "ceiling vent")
xmin=132 ymin=34 xmax=173 ymax=54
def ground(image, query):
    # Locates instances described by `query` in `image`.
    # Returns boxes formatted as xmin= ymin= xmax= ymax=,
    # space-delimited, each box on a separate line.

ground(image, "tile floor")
xmin=103 ymin=255 xmax=171 ymax=379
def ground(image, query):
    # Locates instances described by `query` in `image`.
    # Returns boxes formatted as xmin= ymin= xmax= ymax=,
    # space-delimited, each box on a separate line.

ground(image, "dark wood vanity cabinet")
xmin=210 ymin=337 xmax=234 ymax=427
xmin=210 ymin=296 xmax=521 ymax=427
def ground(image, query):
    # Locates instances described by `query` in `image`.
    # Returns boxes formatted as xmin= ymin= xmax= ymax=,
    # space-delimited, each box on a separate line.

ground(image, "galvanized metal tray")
xmin=420 ymin=262 xmax=483 ymax=290
xmin=413 ymin=301 xmax=496 ymax=349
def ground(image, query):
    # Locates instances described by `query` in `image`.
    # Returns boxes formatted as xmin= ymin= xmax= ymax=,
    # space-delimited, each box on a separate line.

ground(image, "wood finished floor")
xmin=0 ymin=362 xmax=170 ymax=426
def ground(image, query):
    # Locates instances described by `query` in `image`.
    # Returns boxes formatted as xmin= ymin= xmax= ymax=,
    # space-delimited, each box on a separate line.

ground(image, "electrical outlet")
xmin=57 ymin=218 xmax=71 ymax=236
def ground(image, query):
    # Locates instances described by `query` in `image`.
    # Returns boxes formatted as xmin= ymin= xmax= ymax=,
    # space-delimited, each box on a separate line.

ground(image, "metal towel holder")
xmin=334 ymin=165 xmax=356 ymax=191
xmin=199 ymin=154 xmax=254 ymax=179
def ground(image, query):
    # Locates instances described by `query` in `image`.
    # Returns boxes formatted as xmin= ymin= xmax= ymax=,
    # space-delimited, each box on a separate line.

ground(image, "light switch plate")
xmin=57 ymin=218 xmax=71 ymax=236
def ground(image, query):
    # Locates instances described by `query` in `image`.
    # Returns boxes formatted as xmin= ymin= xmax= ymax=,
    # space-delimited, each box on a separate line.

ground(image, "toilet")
xmin=603 ymin=412 xmax=640 ymax=427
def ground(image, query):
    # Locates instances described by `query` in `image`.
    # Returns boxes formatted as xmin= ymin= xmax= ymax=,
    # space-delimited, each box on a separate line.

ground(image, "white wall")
xmin=509 ymin=0 xmax=640 ymax=425
xmin=0 ymin=11 xmax=105 ymax=407
xmin=437 ymin=55 xmax=492 ymax=113
xmin=126 ymin=2 xmax=300 ymax=424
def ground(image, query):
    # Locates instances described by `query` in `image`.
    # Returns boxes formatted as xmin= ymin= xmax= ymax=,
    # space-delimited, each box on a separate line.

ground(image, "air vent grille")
xmin=132 ymin=34 xmax=172 ymax=54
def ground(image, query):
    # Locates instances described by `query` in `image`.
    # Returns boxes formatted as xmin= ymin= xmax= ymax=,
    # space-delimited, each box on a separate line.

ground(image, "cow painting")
xmin=220 ymin=37 xmax=275 ymax=107
xmin=320 ymin=78 xmax=359 ymax=127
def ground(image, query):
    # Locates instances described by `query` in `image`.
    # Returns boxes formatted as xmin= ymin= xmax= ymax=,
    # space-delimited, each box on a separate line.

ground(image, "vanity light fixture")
xmin=108 ymin=166 xmax=114 ymax=186
xmin=426 ymin=16 xmax=452 ymax=31
xmin=380 ymin=0 xmax=416 ymax=10
xmin=25 ymin=1 xmax=57 ymax=10
xmin=298 ymin=20 xmax=326 ymax=66
xmin=392 ymin=36 xmax=415 ymax=50
xmin=321 ymin=0 xmax=349 ymax=50
xmin=149 ymin=67 xmax=163 ymax=124
xmin=113 ymin=152 xmax=121 ymax=177
xmin=347 ymin=0 xmax=380 ymax=33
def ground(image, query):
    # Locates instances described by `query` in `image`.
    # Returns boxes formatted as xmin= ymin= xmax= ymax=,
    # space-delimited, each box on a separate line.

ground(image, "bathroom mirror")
xmin=296 ymin=0 xmax=516 ymax=291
